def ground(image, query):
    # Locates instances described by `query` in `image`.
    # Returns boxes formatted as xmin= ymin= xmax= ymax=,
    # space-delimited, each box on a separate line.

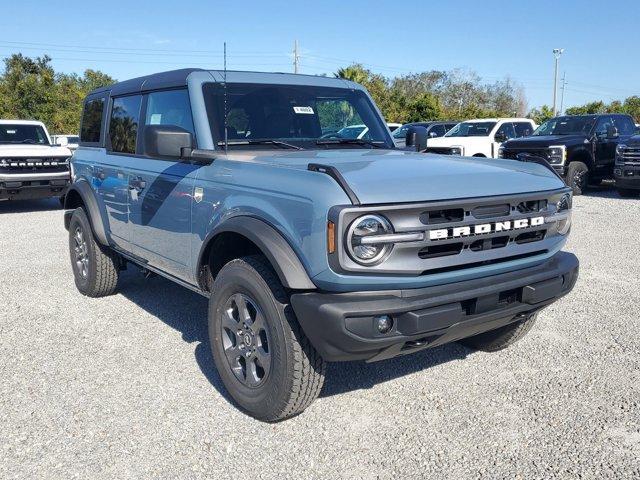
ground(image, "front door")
xmin=127 ymin=89 xmax=199 ymax=281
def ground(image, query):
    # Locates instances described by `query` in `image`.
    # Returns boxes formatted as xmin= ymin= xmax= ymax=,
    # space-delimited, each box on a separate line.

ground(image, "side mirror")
xmin=405 ymin=125 xmax=428 ymax=151
xmin=429 ymin=131 xmax=439 ymax=138
xmin=494 ymin=132 xmax=507 ymax=143
xmin=144 ymin=125 xmax=193 ymax=159
xmin=606 ymin=125 xmax=619 ymax=139
xmin=57 ymin=137 xmax=69 ymax=147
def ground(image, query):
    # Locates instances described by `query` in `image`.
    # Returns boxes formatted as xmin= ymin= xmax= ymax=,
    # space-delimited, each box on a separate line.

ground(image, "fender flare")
xmin=198 ymin=216 xmax=317 ymax=291
xmin=64 ymin=179 xmax=110 ymax=246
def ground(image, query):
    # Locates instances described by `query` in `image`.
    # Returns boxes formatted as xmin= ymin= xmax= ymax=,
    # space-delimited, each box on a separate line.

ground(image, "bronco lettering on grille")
xmin=429 ymin=216 xmax=544 ymax=241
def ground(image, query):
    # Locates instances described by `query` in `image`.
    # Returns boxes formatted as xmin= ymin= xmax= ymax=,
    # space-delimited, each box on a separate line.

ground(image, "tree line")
xmin=1 ymin=54 xmax=638 ymax=135
xmin=0 ymin=54 xmax=114 ymax=135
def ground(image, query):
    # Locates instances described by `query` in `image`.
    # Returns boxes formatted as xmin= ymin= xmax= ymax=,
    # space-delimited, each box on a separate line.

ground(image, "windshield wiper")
xmin=217 ymin=139 xmax=303 ymax=150
xmin=315 ymin=138 xmax=385 ymax=149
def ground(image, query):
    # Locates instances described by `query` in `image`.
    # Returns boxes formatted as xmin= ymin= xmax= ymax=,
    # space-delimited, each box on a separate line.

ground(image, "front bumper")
xmin=614 ymin=164 xmax=640 ymax=190
xmin=291 ymin=251 xmax=578 ymax=362
xmin=0 ymin=171 xmax=70 ymax=200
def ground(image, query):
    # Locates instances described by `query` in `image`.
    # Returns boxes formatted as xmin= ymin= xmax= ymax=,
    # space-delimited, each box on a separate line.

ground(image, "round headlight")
xmin=346 ymin=214 xmax=393 ymax=265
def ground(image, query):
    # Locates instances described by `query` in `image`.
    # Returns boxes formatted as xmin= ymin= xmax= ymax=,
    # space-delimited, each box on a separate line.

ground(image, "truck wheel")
xmin=617 ymin=188 xmax=640 ymax=198
xmin=208 ymin=255 xmax=326 ymax=422
xmin=458 ymin=313 xmax=537 ymax=352
xmin=566 ymin=161 xmax=589 ymax=196
xmin=68 ymin=207 xmax=120 ymax=297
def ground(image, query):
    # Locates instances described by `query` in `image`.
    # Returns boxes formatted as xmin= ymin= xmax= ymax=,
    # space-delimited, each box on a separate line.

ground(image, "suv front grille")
xmin=620 ymin=147 xmax=640 ymax=164
xmin=0 ymin=157 xmax=70 ymax=174
xmin=334 ymin=190 xmax=569 ymax=275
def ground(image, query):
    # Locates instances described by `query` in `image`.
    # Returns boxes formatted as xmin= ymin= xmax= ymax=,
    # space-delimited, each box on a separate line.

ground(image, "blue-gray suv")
xmin=64 ymin=69 xmax=579 ymax=421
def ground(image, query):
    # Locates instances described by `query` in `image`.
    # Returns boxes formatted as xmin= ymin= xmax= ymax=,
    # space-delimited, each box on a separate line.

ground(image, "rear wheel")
xmin=458 ymin=314 xmax=537 ymax=352
xmin=68 ymin=207 xmax=120 ymax=297
xmin=617 ymin=188 xmax=640 ymax=198
xmin=566 ymin=161 xmax=589 ymax=196
xmin=208 ymin=255 xmax=325 ymax=422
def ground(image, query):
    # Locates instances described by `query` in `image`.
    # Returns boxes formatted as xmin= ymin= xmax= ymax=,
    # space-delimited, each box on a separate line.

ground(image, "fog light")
xmin=375 ymin=315 xmax=393 ymax=334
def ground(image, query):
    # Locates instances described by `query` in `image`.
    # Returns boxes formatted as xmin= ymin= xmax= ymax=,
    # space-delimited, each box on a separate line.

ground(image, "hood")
xmin=504 ymin=134 xmax=588 ymax=149
xmin=624 ymin=135 xmax=640 ymax=147
xmin=0 ymin=144 xmax=72 ymax=158
xmin=229 ymin=149 xmax=565 ymax=205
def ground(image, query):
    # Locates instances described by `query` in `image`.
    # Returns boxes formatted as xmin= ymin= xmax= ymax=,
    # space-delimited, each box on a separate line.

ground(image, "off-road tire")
xmin=458 ymin=314 xmax=538 ymax=352
xmin=566 ymin=161 xmax=589 ymax=196
xmin=617 ymin=188 xmax=640 ymax=198
xmin=68 ymin=207 xmax=120 ymax=297
xmin=208 ymin=255 xmax=326 ymax=422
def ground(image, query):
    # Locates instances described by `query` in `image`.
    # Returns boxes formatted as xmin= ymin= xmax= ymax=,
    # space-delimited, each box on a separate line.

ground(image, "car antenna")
xmin=223 ymin=41 xmax=228 ymax=152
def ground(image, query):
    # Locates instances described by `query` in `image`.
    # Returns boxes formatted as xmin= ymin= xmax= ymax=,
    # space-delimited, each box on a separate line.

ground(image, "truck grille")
xmin=0 ymin=157 xmax=70 ymax=174
xmin=619 ymin=146 xmax=640 ymax=164
xmin=334 ymin=190 xmax=570 ymax=275
xmin=501 ymin=148 xmax=549 ymax=160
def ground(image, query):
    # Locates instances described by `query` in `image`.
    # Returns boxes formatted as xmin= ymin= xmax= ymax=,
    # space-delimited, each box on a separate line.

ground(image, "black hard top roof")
xmin=88 ymin=68 xmax=205 ymax=97
xmin=87 ymin=68 xmax=356 ymax=98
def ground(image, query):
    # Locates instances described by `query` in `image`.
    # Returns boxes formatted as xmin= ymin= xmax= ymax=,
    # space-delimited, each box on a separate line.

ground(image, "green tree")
xmin=527 ymin=105 xmax=554 ymax=125
xmin=0 ymin=54 xmax=115 ymax=134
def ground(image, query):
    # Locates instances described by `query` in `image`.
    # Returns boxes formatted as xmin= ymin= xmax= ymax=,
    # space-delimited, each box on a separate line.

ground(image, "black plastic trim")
xmin=197 ymin=216 xmax=317 ymax=290
xmin=63 ymin=179 xmax=109 ymax=245
xmin=308 ymin=163 xmax=360 ymax=205
xmin=290 ymin=251 xmax=578 ymax=362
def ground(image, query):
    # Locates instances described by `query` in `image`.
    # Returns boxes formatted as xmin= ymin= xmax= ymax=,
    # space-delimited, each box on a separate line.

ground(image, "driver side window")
xmin=594 ymin=116 xmax=614 ymax=136
xmin=496 ymin=122 xmax=516 ymax=140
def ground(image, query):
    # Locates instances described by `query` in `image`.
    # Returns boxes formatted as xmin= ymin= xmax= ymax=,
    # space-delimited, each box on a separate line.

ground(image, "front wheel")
xmin=566 ymin=161 xmax=589 ymax=196
xmin=208 ymin=255 xmax=326 ymax=422
xmin=458 ymin=314 xmax=537 ymax=352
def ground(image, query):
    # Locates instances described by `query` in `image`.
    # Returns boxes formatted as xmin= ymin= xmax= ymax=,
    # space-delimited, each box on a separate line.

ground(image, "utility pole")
xmin=552 ymin=48 xmax=564 ymax=116
xmin=293 ymin=40 xmax=300 ymax=74
xmin=559 ymin=72 xmax=567 ymax=115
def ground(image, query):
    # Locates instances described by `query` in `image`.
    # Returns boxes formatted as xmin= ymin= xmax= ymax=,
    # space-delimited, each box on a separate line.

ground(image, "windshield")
xmin=533 ymin=116 xmax=596 ymax=136
xmin=203 ymin=83 xmax=393 ymax=149
xmin=0 ymin=124 xmax=49 ymax=145
xmin=445 ymin=121 xmax=497 ymax=137
xmin=392 ymin=125 xmax=409 ymax=139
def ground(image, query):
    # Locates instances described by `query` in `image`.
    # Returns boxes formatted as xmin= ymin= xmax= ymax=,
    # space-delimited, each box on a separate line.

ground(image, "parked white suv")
xmin=424 ymin=118 xmax=536 ymax=158
xmin=0 ymin=120 xmax=72 ymax=201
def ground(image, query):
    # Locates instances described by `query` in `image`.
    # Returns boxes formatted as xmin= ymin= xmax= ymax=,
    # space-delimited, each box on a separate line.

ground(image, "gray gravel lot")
xmin=1 ymin=189 xmax=639 ymax=479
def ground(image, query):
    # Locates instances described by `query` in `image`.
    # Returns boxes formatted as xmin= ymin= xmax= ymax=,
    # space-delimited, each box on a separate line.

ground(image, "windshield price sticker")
xmin=293 ymin=106 xmax=314 ymax=115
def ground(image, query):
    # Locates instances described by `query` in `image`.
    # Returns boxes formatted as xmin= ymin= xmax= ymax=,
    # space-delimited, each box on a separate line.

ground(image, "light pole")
xmin=552 ymin=48 xmax=564 ymax=116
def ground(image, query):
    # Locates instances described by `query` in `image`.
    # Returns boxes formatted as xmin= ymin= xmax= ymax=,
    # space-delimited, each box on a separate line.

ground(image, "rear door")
xmin=99 ymin=94 xmax=143 ymax=249
xmin=128 ymin=89 xmax=199 ymax=280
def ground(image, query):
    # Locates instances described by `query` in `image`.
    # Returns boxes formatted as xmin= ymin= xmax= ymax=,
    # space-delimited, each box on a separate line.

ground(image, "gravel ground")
xmin=1 ymin=188 xmax=639 ymax=479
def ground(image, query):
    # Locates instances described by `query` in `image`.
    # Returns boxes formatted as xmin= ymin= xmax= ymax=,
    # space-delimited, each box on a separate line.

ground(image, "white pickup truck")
xmin=1 ymin=120 xmax=72 ymax=201
xmin=424 ymin=118 xmax=536 ymax=158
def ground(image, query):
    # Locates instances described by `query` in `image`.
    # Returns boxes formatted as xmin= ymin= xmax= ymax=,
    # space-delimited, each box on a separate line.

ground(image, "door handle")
xmin=129 ymin=176 xmax=147 ymax=191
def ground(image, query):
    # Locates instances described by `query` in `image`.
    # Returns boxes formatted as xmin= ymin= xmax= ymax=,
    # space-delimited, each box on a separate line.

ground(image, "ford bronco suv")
xmin=499 ymin=114 xmax=637 ymax=195
xmin=63 ymin=69 xmax=578 ymax=422
xmin=1 ymin=120 xmax=72 ymax=201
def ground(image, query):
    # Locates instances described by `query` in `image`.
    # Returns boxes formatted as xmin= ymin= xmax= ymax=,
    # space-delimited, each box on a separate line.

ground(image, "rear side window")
xmin=109 ymin=95 xmax=142 ymax=154
xmin=514 ymin=122 xmax=534 ymax=137
xmin=80 ymin=98 xmax=105 ymax=144
xmin=145 ymin=89 xmax=195 ymax=135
